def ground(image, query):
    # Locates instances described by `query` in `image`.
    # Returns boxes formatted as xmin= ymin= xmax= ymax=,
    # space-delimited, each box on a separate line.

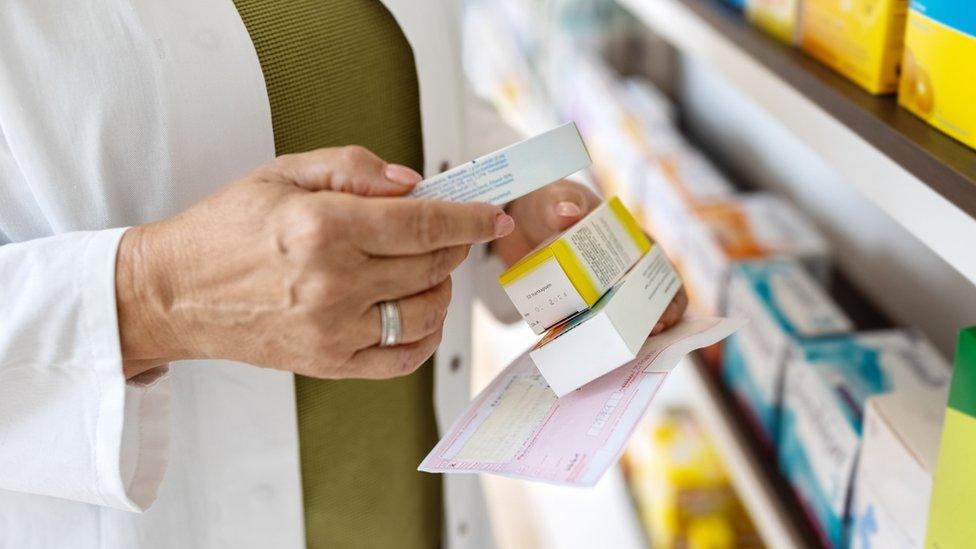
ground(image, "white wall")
xmin=676 ymin=57 xmax=976 ymax=356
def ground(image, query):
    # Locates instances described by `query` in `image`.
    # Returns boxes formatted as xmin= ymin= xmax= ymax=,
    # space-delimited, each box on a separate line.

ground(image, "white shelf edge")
xmin=680 ymin=356 xmax=808 ymax=548
xmin=619 ymin=0 xmax=976 ymax=288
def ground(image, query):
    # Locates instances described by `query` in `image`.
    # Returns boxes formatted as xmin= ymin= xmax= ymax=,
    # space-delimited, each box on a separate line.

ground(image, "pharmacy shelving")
xmin=679 ymin=354 xmax=817 ymax=548
xmin=618 ymin=0 xmax=976 ymax=288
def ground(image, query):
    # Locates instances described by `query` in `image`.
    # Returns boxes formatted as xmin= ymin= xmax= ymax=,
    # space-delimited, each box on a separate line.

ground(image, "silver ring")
xmin=379 ymin=300 xmax=402 ymax=347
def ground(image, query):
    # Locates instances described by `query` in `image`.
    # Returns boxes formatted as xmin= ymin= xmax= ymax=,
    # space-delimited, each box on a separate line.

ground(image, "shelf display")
xmin=799 ymin=0 xmax=909 ymax=94
xmin=722 ymin=259 xmax=853 ymax=448
xmin=899 ymin=1 xmax=976 ymax=150
xmin=622 ymin=409 xmax=763 ymax=548
xmin=778 ymin=330 xmax=951 ymax=548
xmin=745 ymin=0 xmax=800 ymax=44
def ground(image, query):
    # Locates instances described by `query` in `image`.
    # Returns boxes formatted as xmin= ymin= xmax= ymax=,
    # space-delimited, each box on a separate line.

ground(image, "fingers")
xmin=273 ymin=146 xmax=422 ymax=196
xmin=651 ymin=288 xmax=689 ymax=336
xmin=353 ymin=198 xmax=514 ymax=255
xmin=540 ymin=182 xmax=600 ymax=234
xmin=362 ymin=278 xmax=453 ymax=346
xmin=363 ymin=245 xmax=469 ymax=301
xmin=343 ymin=327 xmax=443 ymax=380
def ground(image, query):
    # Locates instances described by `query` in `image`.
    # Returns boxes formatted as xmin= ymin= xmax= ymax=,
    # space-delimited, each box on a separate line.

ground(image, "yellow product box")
xmin=747 ymin=0 xmax=802 ymax=43
xmin=800 ymin=0 xmax=909 ymax=94
xmin=899 ymin=1 xmax=976 ymax=150
xmin=622 ymin=410 xmax=761 ymax=549
xmin=499 ymin=197 xmax=650 ymax=334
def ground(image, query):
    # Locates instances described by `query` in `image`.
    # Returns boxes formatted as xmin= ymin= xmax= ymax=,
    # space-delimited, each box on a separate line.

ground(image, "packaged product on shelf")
xmin=799 ymin=0 xmax=909 ymax=94
xmin=499 ymin=197 xmax=650 ymax=334
xmin=849 ymin=389 xmax=947 ymax=549
xmin=778 ymin=330 xmax=951 ymax=548
xmin=529 ymin=244 xmax=681 ymax=396
xmin=722 ymin=259 xmax=853 ymax=447
xmin=746 ymin=0 xmax=801 ymax=43
xmin=678 ymin=193 xmax=831 ymax=315
xmin=925 ymin=326 xmax=976 ymax=548
xmin=622 ymin=410 xmax=762 ymax=549
xmin=640 ymin=147 xmax=737 ymax=257
xmin=898 ymin=1 xmax=976 ymax=150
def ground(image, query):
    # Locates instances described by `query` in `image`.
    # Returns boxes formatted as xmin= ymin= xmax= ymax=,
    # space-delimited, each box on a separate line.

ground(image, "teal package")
xmin=777 ymin=331 xmax=950 ymax=548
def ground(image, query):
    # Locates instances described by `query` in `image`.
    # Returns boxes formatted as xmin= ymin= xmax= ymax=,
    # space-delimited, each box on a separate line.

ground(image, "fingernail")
xmin=384 ymin=164 xmax=423 ymax=186
xmin=494 ymin=213 xmax=515 ymax=238
xmin=555 ymin=201 xmax=582 ymax=217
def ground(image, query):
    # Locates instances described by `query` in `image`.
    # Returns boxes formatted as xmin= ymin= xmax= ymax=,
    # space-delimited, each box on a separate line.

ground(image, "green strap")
xmin=232 ymin=1 xmax=442 ymax=547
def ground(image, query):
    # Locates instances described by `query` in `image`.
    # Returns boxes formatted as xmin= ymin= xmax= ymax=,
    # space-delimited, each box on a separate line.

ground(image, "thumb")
xmin=272 ymin=146 xmax=422 ymax=196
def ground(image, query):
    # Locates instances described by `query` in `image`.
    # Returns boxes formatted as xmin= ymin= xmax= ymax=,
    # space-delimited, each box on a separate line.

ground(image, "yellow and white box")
xmin=529 ymin=245 xmax=681 ymax=396
xmin=899 ymin=1 xmax=976 ymax=150
xmin=747 ymin=0 xmax=802 ymax=44
xmin=500 ymin=197 xmax=651 ymax=334
xmin=800 ymin=0 xmax=909 ymax=94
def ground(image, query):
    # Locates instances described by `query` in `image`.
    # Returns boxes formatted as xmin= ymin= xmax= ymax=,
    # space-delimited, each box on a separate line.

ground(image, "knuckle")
xmin=339 ymin=145 xmax=372 ymax=166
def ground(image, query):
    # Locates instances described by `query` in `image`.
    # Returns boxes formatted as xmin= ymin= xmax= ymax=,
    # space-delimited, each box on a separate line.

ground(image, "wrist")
xmin=116 ymin=224 xmax=187 ymax=375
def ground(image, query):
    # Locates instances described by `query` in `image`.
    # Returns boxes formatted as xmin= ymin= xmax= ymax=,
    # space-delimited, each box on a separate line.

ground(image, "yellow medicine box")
xmin=499 ymin=197 xmax=651 ymax=334
xmin=800 ymin=0 xmax=909 ymax=94
xmin=747 ymin=0 xmax=801 ymax=44
xmin=899 ymin=1 xmax=976 ymax=150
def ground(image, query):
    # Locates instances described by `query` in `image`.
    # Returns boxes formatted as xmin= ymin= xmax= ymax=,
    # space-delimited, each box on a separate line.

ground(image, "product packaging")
xmin=850 ymin=390 xmax=946 ymax=549
xmin=722 ymin=259 xmax=853 ymax=447
xmin=778 ymin=330 xmax=951 ymax=548
xmin=899 ymin=1 xmax=976 ymax=150
xmin=925 ymin=327 xmax=976 ymax=548
xmin=500 ymin=197 xmax=651 ymax=334
xmin=678 ymin=193 xmax=831 ymax=315
xmin=800 ymin=0 xmax=909 ymax=94
xmin=529 ymin=244 xmax=681 ymax=396
xmin=622 ymin=410 xmax=761 ymax=549
xmin=746 ymin=0 xmax=801 ymax=43
xmin=411 ymin=122 xmax=590 ymax=205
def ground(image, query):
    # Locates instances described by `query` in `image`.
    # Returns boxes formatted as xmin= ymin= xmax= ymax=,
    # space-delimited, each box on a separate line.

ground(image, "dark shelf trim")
xmin=657 ymin=0 xmax=976 ymax=218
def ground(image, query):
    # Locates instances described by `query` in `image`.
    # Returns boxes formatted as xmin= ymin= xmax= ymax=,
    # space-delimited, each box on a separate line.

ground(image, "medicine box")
xmin=800 ymin=0 xmax=909 ymax=94
xmin=778 ymin=330 xmax=950 ymax=548
xmin=925 ymin=327 xmax=976 ymax=548
xmin=747 ymin=0 xmax=801 ymax=44
xmin=899 ymin=1 xmax=976 ymax=150
xmin=679 ymin=193 xmax=831 ymax=315
xmin=850 ymin=390 xmax=946 ymax=549
xmin=500 ymin=197 xmax=651 ymax=334
xmin=722 ymin=259 xmax=853 ymax=446
xmin=529 ymin=244 xmax=680 ymax=396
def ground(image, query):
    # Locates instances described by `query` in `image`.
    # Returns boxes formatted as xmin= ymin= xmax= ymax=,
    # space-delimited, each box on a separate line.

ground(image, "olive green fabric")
xmin=232 ymin=1 xmax=441 ymax=548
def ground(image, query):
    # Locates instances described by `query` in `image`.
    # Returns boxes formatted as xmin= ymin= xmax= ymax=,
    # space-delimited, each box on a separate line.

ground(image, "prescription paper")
xmin=419 ymin=317 xmax=743 ymax=486
xmin=409 ymin=122 xmax=590 ymax=205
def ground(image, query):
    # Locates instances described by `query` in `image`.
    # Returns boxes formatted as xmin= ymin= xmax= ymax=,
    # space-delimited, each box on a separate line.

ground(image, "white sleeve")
xmin=0 ymin=228 xmax=171 ymax=512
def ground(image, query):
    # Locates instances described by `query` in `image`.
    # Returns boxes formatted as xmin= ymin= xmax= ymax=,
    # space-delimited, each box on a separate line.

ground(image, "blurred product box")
xmin=678 ymin=193 xmax=831 ymax=315
xmin=622 ymin=410 xmax=762 ymax=549
xmin=899 ymin=1 xmax=976 ymax=150
xmin=778 ymin=330 xmax=951 ymax=548
xmin=849 ymin=390 xmax=946 ymax=549
xmin=800 ymin=0 xmax=909 ymax=94
xmin=722 ymin=259 xmax=853 ymax=447
xmin=529 ymin=244 xmax=681 ymax=396
xmin=746 ymin=0 xmax=801 ymax=43
xmin=500 ymin=197 xmax=650 ymax=334
xmin=721 ymin=0 xmax=747 ymax=10
xmin=925 ymin=326 xmax=976 ymax=548
xmin=641 ymin=148 xmax=737 ymax=257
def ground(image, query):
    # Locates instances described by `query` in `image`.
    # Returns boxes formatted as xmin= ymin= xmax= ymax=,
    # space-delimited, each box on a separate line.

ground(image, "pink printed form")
xmin=419 ymin=317 xmax=744 ymax=486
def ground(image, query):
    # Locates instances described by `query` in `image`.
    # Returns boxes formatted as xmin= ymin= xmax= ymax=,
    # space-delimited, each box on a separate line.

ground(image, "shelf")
xmin=679 ymin=355 xmax=817 ymax=548
xmin=618 ymin=0 xmax=976 ymax=287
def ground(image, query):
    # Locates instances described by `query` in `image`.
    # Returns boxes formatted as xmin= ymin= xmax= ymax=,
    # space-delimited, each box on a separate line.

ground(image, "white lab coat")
xmin=0 ymin=0 xmax=523 ymax=547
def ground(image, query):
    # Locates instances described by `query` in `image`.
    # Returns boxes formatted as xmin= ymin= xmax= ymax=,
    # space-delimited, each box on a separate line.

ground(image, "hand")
xmin=491 ymin=179 xmax=601 ymax=267
xmin=116 ymin=146 xmax=515 ymax=380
